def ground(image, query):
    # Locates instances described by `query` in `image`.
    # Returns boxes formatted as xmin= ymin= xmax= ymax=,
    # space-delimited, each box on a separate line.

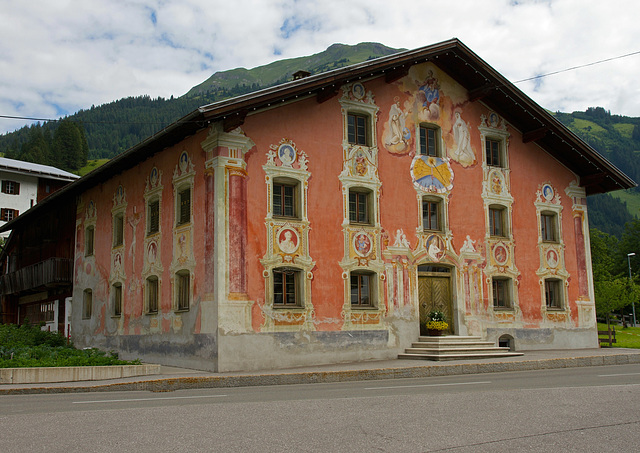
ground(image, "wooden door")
xmin=418 ymin=274 xmax=452 ymax=335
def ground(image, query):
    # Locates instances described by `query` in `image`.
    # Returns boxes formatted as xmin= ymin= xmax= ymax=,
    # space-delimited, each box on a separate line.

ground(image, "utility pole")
xmin=628 ymin=252 xmax=636 ymax=327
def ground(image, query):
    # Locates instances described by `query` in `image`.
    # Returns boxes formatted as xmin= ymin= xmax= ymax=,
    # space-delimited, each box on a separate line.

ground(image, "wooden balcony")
xmin=0 ymin=258 xmax=73 ymax=295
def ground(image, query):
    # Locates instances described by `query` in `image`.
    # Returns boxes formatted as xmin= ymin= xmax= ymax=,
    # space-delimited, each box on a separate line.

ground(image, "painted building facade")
xmin=3 ymin=40 xmax=633 ymax=372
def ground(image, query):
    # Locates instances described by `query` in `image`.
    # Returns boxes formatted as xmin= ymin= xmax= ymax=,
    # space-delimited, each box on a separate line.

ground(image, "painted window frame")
xmin=350 ymin=271 xmax=376 ymax=308
xmin=176 ymin=185 xmax=191 ymax=226
xmin=272 ymin=179 xmax=300 ymax=219
xmin=422 ymin=196 xmax=444 ymax=232
xmin=272 ymin=267 xmax=303 ymax=308
xmin=147 ymin=197 xmax=160 ymax=236
xmin=174 ymin=269 xmax=191 ymax=311
xmin=347 ymin=112 xmax=370 ymax=146
xmin=112 ymin=282 xmax=123 ymax=317
xmin=489 ymin=205 xmax=509 ymax=238
xmin=146 ymin=275 xmax=159 ymax=314
xmin=492 ymin=277 xmax=512 ymax=309
xmin=112 ymin=212 xmax=124 ymax=248
xmin=485 ymin=137 xmax=505 ymax=168
xmin=540 ymin=211 xmax=558 ymax=243
xmin=544 ymin=278 xmax=563 ymax=309
xmin=85 ymin=225 xmax=95 ymax=257
xmin=348 ymin=187 xmax=373 ymax=225
xmin=418 ymin=125 xmax=441 ymax=157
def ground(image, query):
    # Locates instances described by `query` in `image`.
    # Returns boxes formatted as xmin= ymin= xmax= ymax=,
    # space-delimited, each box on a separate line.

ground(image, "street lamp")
xmin=628 ymin=252 xmax=636 ymax=327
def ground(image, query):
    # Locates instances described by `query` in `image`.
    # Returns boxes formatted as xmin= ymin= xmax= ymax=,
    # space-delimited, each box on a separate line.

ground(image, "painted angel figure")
xmin=451 ymin=112 xmax=475 ymax=166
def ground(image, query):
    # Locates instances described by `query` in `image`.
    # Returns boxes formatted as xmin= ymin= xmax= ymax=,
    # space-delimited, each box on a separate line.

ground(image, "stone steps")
xmin=398 ymin=335 xmax=524 ymax=361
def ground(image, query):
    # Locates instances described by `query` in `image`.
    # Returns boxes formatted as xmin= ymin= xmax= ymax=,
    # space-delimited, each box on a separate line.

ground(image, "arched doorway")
xmin=418 ymin=264 xmax=453 ymax=335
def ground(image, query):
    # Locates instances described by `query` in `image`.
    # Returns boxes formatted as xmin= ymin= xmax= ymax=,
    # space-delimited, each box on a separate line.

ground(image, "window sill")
xmin=493 ymin=307 xmax=514 ymax=311
xmin=273 ymin=304 xmax=304 ymax=310
xmin=351 ymin=305 xmax=377 ymax=310
xmin=146 ymin=311 xmax=159 ymax=316
xmin=545 ymin=307 xmax=565 ymax=311
xmin=273 ymin=215 xmax=301 ymax=221
xmin=174 ymin=308 xmax=190 ymax=313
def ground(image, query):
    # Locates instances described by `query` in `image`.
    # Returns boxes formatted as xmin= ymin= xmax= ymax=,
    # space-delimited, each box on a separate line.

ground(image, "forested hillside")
xmin=0 ymin=43 xmax=400 ymax=160
xmin=0 ymin=44 xmax=638 ymax=235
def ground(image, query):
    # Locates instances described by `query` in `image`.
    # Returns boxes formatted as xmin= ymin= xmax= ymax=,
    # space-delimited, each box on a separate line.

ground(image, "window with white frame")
xmin=1 ymin=180 xmax=20 ymax=195
xmin=422 ymin=197 xmax=443 ymax=231
xmin=175 ymin=269 xmax=190 ymax=311
xmin=492 ymin=277 xmax=511 ymax=309
xmin=113 ymin=212 xmax=124 ymax=247
xmin=485 ymin=138 xmax=504 ymax=167
xmin=85 ymin=226 xmax=95 ymax=256
xmin=489 ymin=205 xmax=508 ymax=238
xmin=348 ymin=188 xmax=372 ymax=225
xmin=272 ymin=179 xmax=300 ymax=219
xmin=147 ymin=276 xmax=159 ymax=314
xmin=545 ymin=279 xmax=563 ymax=309
xmin=176 ymin=187 xmax=191 ymax=226
xmin=347 ymin=112 xmax=370 ymax=146
xmin=541 ymin=211 xmax=558 ymax=242
xmin=419 ymin=125 xmax=440 ymax=157
xmin=350 ymin=271 xmax=375 ymax=308
xmin=112 ymin=283 xmax=122 ymax=317
xmin=273 ymin=267 xmax=302 ymax=307
xmin=1 ymin=208 xmax=18 ymax=222
xmin=147 ymin=198 xmax=160 ymax=235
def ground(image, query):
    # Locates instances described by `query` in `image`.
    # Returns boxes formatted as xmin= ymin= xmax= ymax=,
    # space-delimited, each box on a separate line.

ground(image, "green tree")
xmin=52 ymin=120 xmax=88 ymax=170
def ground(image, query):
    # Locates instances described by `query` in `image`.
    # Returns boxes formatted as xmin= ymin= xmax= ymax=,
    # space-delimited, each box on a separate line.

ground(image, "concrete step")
xmin=418 ymin=335 xmax=483 ymax=343
xmin=411 ymin=341 xmax=496 ymax=349
xmin=398 ymin=351 xmax=525 ymax=361
xmin=404 ymin=346 xmax=514 ymax=355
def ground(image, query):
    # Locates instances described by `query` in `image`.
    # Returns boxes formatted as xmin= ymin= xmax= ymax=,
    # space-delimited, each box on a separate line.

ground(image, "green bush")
xmin=0 ymin=323 xmax=140 ymax=368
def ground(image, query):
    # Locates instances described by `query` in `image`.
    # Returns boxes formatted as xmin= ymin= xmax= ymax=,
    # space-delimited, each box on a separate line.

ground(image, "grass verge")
xmin=0 ymin=323 xmax=140 ymax=368
xmin=597 ymin=322 xmax=640 ymax=349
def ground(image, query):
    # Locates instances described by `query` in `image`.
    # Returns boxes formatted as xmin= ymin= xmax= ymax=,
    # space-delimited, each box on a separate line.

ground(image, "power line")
xmin=2 ymin=50 xmax=640 ymax=125
xmin=514 ymin=50 xmax=640 ymax=83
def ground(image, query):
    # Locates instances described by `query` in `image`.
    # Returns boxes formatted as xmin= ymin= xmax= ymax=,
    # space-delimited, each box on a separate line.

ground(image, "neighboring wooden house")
xmin=1 ymin=39 xmax=634 ymax=371
xmin=0 ymin=158 xmax=79 ymax=332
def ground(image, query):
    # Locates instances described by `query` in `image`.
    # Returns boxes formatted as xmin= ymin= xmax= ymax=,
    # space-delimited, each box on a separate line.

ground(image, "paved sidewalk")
xmin=2 ymin=348 xmax=640 ymax=395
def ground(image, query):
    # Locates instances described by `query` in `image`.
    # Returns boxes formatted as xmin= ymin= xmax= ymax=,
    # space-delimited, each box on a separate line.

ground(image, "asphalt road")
xmin=1 ymin=364 xmax=639 ymax=452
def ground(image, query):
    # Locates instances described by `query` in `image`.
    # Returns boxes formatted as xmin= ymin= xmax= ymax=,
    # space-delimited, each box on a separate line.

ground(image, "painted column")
xmin=228 ymin=167 xmax=248 ymax=296
xmin=204 ymin=168 xmax=215 ymax=296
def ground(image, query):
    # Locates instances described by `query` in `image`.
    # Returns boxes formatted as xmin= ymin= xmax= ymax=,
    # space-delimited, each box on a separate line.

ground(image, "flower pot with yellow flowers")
xmin=425 ymin=310 xmax=448 ymax=336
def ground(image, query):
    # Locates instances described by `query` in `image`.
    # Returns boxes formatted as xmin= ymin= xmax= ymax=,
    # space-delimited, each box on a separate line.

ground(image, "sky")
xmin=1 ymin=0 xmax=640 ymax=135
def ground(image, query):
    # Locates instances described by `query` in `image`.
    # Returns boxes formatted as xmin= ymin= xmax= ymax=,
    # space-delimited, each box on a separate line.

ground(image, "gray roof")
xmin=0 ymin=157 xmax=79 ymax=181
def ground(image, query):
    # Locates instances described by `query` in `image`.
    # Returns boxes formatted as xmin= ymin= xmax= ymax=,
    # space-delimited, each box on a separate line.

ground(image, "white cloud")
xmin=1 ymin=0 xmax=640 ymax=134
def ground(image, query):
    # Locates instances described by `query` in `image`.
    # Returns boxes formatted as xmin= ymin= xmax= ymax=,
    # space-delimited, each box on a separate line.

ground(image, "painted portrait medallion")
xmin=278 ymin=143 xmax=296 ymax=166
xmin=277 ymin=227 xmax=299 ymax=254
xmin=352 ymin=82 xmax=365 ymax=100
xmin=150 ymin=167 xmax=159 ymax=187
xmin=147 ymin=241 xmax=158 ymax=264
xmin=353 ymin=232 xmax=372 ymax=257
xmin=542 ymin=184 xmax=554 ymax=202
xmin=546 ymin=249 xmax=559 ymax=268
xmin=179 ymin=151 xmax=189 ymax=173
xmin=493 ymin=244 xmax=508 ymax=265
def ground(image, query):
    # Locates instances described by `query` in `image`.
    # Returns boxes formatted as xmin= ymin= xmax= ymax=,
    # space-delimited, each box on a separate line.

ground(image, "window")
xmin=1 ymin=180 xmax=20 ymax=195
xmin=112 ymin=283 xmax=122 ymax=316
xmin=422 ymin=198 xmax=442 ymax=231
xmin=85 ymin=226 xmax=94 ymax=256
xmin=351 ymin=272 xmax=374 ymax=307
xmin=545 ymin=279 xmax=563 ymax=309
xmin=489 ymin=206 xmax=507 ymax=237
xmin=113 ymin=213 xmax=124 ymax=247
xmin=273 ymin=182 xmax=297 ymax=218
xmin=347 ymin=113 xmax=369 ymax=146
xmin=147 ymin=276 xmax=159 ymax=314
xmin=349 ymin=189 xmax=371 ymax=224
xmin=486 ymin=139 xmax=502 ymax=167
xmin=541 ymin=212 xmax=558 ymax=242
xmin=492 ymin=278 xmax=511 ymax=309
xmin=273 ymin=268 xmax=301 ymax=307
xmin=175 ymin=270 xmax=190 ymax=311
xmin=1 ymin=208 xmax=18 ymax=222
xmin=82 ymin=289 xmax=92 ymax=319
xmin=419 ymin=126 xmax=439 ymax=156
xmin=177 ymin=187 xmax=191 ymax=225
xmin=147 ymin=199 xmax=160 ymax=235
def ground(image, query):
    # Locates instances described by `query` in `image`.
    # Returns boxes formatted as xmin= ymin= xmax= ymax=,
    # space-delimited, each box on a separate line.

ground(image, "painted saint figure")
xmin=279 ymin=230 xmax=298 ymax=254
xmin=451 ymin=111 xmax=475 ymax=167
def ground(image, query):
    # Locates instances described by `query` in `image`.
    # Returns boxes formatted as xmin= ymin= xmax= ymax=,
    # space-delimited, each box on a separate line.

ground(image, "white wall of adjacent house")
xmin=0 ymin=170 xmax=38 ymax=237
